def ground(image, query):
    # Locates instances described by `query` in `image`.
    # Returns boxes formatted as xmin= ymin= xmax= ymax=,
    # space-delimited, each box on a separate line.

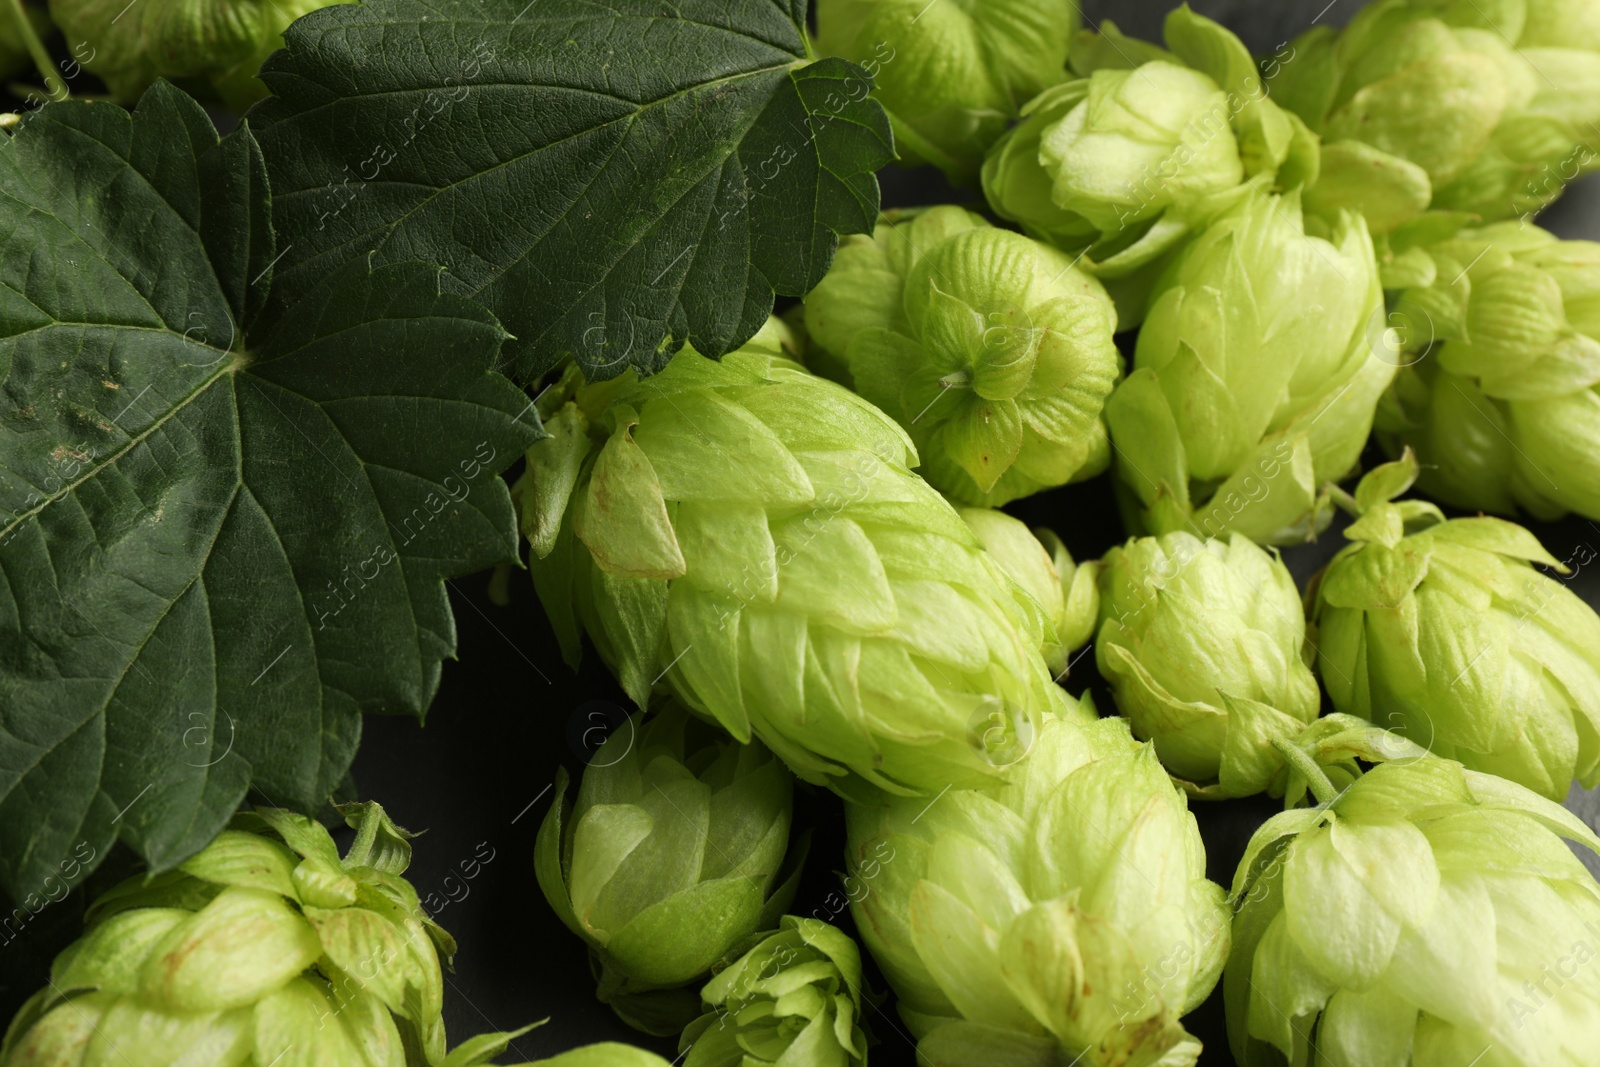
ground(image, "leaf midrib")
xmin=0 ymin=344 xmax=242 ymax=541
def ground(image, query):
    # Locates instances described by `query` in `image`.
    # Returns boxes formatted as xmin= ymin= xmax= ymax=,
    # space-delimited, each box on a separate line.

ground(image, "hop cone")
xmin=961 ymin=507 xmax=1099 ymax=675
xmin=846 ymin=705 xmax=1230 ymax=1067
xmin=1376 ymin=220 xmax=1600 ymax=520
xmin=1097 ymin=532 xmax=1321 ymax=798
xmin=1310 ymin=453 xmax=1600 ymax=801
xmin=1273 ymin=0 xmax=1600 ymax=226
xmin=981 ymin=6 xmax=1317 ymax=324
xmin=522 ymin=319 xmax=1070 ymax=799
xmin=1 ymin=803 xmax=464 ymax=1067
xmin=1228 ymin=742 xmax=1600 ymax=1066
xmin=514 ymin=1047 xmax=671 ymax=1067
xmin=803 ymin=207 xmax=1121 ymax=507
xmin=535 ymin=705 xmax=803 ymax=1035
xmin=50 ymin=0 xmax=353 ymax=109
xmin=679 ymin=918 xmax=869 ymax=1067
xmin=1105 ymin=188 xmax=1389 ymax=544
xmin=813 ymin=0 xmax=1077 ymax=185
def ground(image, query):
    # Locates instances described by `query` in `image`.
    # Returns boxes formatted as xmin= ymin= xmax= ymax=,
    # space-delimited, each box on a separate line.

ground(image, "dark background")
xmin=6 ymin=1 xmax=1600 ymax=1064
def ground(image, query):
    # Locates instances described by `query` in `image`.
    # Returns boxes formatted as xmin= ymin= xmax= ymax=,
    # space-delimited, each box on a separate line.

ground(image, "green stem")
xmin=1273 ymin=737 xmax=1339 ymax=806
xmin=4 ymin=0 xmax=65 ymax=102
xmin=1326 ymin=483 xmax=1361 ymax=519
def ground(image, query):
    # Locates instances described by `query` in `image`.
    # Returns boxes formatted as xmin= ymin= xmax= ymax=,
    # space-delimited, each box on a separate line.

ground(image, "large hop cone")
xmin=522 ymin=320 xmax=1071 ymax=799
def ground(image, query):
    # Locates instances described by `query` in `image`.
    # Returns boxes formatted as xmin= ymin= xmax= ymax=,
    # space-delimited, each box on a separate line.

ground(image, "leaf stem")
xmin=1272 ymin=737 xmax=1339 ymax=806
xmin=3 ymin=0 xmax=65 ymax=102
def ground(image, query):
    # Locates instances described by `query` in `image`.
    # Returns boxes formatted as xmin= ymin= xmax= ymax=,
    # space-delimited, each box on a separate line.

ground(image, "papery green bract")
xmin=0 ymin=803 xmax=465 ymax=1067
xmin=1227 ymin=754 xmax=1600 ymax=1067
xmin=524 ymin=318 xmax=1070 ymax=800
xmin=679 ymin=917 xmax=869 ymax=1067
xmin=535 ymin=705 xmax=802 ymax=1036
xmin=1377 ymin=221 xmax=1600 ymax=520
xmin=1311 ymin=455 xmax=1600 ymax=801
xmin=981 ymin=6 xmax=1317 ymax=324
xmin=961 ymin=508 xmax=1099 ymax=675
xmin=1105 ymin=189 xmax=1389 ymax=544
xmin=1097 ymin=532 xmax=1321 ymax=798
xmin=1274 ymin=0 xmax=1600 ymax=225
xmin=813 ymin=0 xmax=1077 ymax=185
xmin=846 ymin=707 xmax=1229 ymax=1067
xmin=803 ymin=207 xmax=1121 ymax=506
xmin=49 ymin=0 xmax=351 ymax=108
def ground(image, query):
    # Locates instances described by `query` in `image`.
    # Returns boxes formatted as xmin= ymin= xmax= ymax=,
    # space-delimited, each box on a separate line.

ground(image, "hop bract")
xmin=50 ymin=0 xmax=353 ymax=109
xmin=961 ymin=507 xmax=1099 ymax=674
xmin=0 ymin=803 xmax=460 ymax=1067
xmin=679 ymin=917 xmax=869 ymax=1067
xmin=1105 ymin=189 xmax=1389 ymax=544
xmin=802 ymin=207 xmax=1120 ymax=507
xmin=1097 ymin=532 xmax=1321 ymax=797
xmin=521 ymin=1047 xmax=672 ymax=1067
xmin=813 ymin=0 xmax=1077 ymax=185
xmin=1274 ymin=0 xmax=1600 ymax=225
xmin=981 ymin=6 xmax=1317 ymax=320
xmin=523 ymin=319 xmax=1066 ymax=799
xmin=846 ymin=707 xmax=1229 ymax=1067
xmin=1310 ymin=453 xmax=1600 ymax=801
xmin=1377 ymin=221 xmax=1600 ymax=520
xmin=535 ymin=705 xmax=802 ymax=1035
xmin=1227 ymin=749 xmax=1600 ymax=1067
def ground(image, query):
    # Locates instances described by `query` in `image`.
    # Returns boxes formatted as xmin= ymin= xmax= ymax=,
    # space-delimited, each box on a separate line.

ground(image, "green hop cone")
xmin=1096 ymin=532 xmax=1321 ymax=798
xmin=1105 ymin=188 xmax=1390 ymax=544
xmin=522 ymin=318 xmax=1070 ymax=799
xmin=813 ymin=0 xmax=1077 ymax=185
xmin=1227 ymin=744 xmax=1600 ymax=1067
xmin=1377 ymin=221 xmax=1600 ymax=520
xmin=981 ymin=5 xmax=1317 ymax=321
xmin=49 ymin=0 xmax=353 ymax=109
xmin=803 ymin=207 xmax=1121 ymax=506
xmin=1309 ymin=452 xmax=1600 ymax=801
xmin=961 ymin=507 xmax=1099 ymax=675
xmin=511 ymin=1046 xmax=672 ymax=1067
xmin=1274 ymin=0 xmax=1600 ymax=225
xmin=0 ymin=802 xmax=478 ymax=1067
xmin=535 ymin=704 xmax=805 ymax=1035
xmin=846 ymin=704 xmax=1230 ymax=1067
xmin=679 ymin=918 xmax=869 ymax=1067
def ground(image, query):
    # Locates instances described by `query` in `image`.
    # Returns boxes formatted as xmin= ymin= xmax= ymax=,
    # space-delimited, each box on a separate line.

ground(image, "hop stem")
xmin=4 ymin=0 xmax=65 ymax=102
xmin=1272 ymin=736 xmax=1340 ymax=806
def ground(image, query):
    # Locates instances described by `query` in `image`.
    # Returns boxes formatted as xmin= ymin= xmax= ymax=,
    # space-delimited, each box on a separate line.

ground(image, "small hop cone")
xmin=679 ymin=917 xmax=870 ymax=1067
xmin=535 ymin=705 xmax=804 ymax=1035
xmin=1096 ymin=531 xmax=1321 ymax=798
xmin=524 ymin=319 xmax=1070 ymax=799
xmin=1105 ymin=188 xmax=1389 ymax=545
xmin=981 ymin=5 xmax=1318 ymax=325
xmin=804 ymin=208 xmax=1122 ymax=507
xmin=961 ymin=507 xmax=1100 ymax=675
xmin=846 ymin=705 xmax=1230 ymax=1067
xmin=49 ymin=0 xmax=355 ymax=109
xmin=1310 ymin=451 xmax=1600 ymax=801
xmin=813 ymin=0 xmax=1078 ymax=185
xmin=1376 ymin=221 xmax=1600 ymax=521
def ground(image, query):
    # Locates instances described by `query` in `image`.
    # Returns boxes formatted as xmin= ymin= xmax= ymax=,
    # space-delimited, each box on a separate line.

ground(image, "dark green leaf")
xmin=251 ymin=0 xmax=892 ymax=382
xmin=0 ymin=83 xmax=540 ymax=903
